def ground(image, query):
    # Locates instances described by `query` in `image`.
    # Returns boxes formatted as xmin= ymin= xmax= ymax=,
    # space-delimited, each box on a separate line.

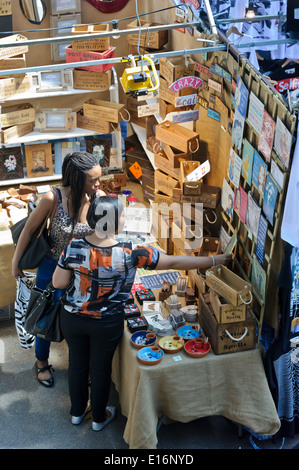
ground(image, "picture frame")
xmin=50 ymin=0 xmax=81 ymax=16
xmin=50 ymin=13 xmax=81 ymax=37
xmin=54 ymin=140 xmax=81 ymax=174
xmin=86 ymin=137 xmax=111 ymax=167
xmin=0 ymin=146 xmax=24 ymax=180
xmin=35 ymin=108 xmax=77 ymax=132
xmin=30 ymin=70 xmax=73 ymax=92
xmin=25 ymin=143 xmax=53 ymax=178
xmin=51 ymin=43 xmax=69 ymax=62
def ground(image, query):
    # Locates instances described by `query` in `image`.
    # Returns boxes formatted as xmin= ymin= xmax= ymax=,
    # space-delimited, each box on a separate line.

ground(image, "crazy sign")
xmin=169 ymin=76 xmax=203 ymax=92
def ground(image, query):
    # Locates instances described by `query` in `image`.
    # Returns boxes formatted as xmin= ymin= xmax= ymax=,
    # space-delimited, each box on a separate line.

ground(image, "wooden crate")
xmin=154 ymin=169 xmax=179 ymax=197
xmin=199 ymin=293 xmax=256 ymax=354
xmin=0 ymin=104 xmax=35 ymax=129
xmin=180 ymin=160 xmax=203 ymax=196
xmin=209 ymin=288 xmax=246 ymax=324
xmin=151 ymin=212 xmax=174 ymax=254
xmin=159 ymin=56 xmax=195 ymax=84
xmin=65 ymin=45 xmax=115 ymax=73
xmin=198 ymin=237 xmax=221 ymax=256
xmin=83 ymin=99 xmax=126 ymax=123
xmin=159 ymin=98 xmax=189 ymax=120
xmin=0 ymin=76 xmax=31 ymax=100
xmin=159 ymin=77 xmax=195 ymax=105
xmin=156 ymin=120 xmax=199 ymax=154
xmin=126 ymin=20 xmax=168 ymax=49
xmin=77 ymin=112 xmax=113 ymax=134
xmin=154 ymin=150 xmax=180 ymax=180
xmin=0 ymin=54 xmax=26 ymax=74
xmin=0 ymin=34 xmax=28 ymax=60
xmin=72 ymin=24 xmax=110 ymax=51
xmin=1 ymin=122 xmax=34 ymax=144
xmin=205 ymin=265 xmax=252 ymax=307
xmin=162 ymin=142 xmax=190 ymax=167
xmin=73 ymin=69 xmax=111 ymax=91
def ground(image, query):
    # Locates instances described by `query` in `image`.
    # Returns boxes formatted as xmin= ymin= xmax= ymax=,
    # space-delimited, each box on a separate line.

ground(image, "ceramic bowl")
xmin=137 ymin=346 xmax=164 ymax=365
xmin=130 ymin=330 xmax=156 ymax=349
xmin=176 ymin=325 xmax=202 ymax=341
xmin=184 ymin=338 xmax=211 ymax=358
xmin=158 ymin=335 xmax=185 ymax=354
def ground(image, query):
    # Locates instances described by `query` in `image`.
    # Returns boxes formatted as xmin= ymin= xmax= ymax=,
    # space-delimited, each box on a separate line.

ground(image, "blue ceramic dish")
xmin=130 ymin=330 xmax=156 ymax=349
xmin=176 ymin=325 xmax=202 ymax=340
xmin=137 ymin=346 xmax=164 ymax=365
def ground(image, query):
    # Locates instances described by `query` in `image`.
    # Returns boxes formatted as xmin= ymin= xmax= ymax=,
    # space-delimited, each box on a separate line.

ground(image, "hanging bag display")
xmin=10 ymin=189 xmax=59 ymax=270
xmin=24 ymin=281 xmax=64 ymax=343
xmin=14 ymin=272 xmax=36 ymax=350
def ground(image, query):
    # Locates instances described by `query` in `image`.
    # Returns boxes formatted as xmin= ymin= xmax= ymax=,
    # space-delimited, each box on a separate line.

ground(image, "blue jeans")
xmin=35 ymin=255 xmax=64 ymax=361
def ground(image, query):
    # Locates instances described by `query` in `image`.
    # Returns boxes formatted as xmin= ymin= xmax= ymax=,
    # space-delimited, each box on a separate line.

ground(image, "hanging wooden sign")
xmin=197 ymin=96 xmax=208 ymax=109
xmin=169 ymin=76 xmax=203 ymax=92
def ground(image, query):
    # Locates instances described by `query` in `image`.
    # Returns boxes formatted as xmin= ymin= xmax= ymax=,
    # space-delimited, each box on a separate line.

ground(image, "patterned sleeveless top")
xmin=48 ymin=188 xmax=94 ymax=260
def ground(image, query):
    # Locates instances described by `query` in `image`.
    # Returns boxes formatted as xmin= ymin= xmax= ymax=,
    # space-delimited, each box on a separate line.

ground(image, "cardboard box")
xmin=73 ymin=69 xmax=111 ymax=91
xmin=65 ymin=45 xmax=115 ymax=73
xmin=209 ymin=288 xmax=246 ymax=324
xmin=0 ymin=75 xmax=31 ymax=99
xmin=83 ymin=99 xmax=126 ymax=123
xmin=205 ymin=265 xmax=252 ymax=307
xmin=0 ymin=34 xmax=28 ymax=60
xmin=1 ymin=122 xmax=34 ymax=144
xmin=77 ymin=113 xmax=113 ymax=134
xmin=159 ymin=56 xmax=195 ymax=84
xmin=72 ymin=24 xmax=110 ymax=51
xmin=199 ymin=293 xmax=256 ymax=354
xmin=126 ymin=20 xmax=168 ymax=49
xmin=0 ymin=104 xmax=35 ymax=129
xmin=156 ymin=120 xmax=199 ymax=154
xmin=154 ymin=169 xmax=179 ymax=197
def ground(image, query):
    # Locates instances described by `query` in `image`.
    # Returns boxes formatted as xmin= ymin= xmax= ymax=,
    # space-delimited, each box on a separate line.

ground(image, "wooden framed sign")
xmin=50 ymin=0 xmax=81 ymax=15
xmin=30 ymin=70 xmax=73 ymax=92
xmin=25 ymin=143 xmax=53 ymax=178
xmin=35 ymin=108 xmax=77 ymax=132
xmin=0 ymin=146 xmax=24 ymax=180
xmin=86 ymin=136 xmax=111 ymax=167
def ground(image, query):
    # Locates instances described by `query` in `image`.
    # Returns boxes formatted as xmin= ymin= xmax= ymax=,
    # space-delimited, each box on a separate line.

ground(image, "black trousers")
xmin=60 ymin=307 xmax=124 ymax=423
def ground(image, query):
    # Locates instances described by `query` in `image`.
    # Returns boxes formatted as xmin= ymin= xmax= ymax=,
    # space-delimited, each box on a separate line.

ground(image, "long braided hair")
xmin=61 ymin=151 xmax=99 ymax=227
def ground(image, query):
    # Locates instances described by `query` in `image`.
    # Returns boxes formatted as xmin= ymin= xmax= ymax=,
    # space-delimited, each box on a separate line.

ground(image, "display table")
xmin=112 ymin=326 xmax=281 ymax=449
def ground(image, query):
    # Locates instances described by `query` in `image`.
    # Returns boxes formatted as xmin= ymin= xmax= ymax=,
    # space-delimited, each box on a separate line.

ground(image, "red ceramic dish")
xmin=184 ymin=339 xmax=211 ymax=358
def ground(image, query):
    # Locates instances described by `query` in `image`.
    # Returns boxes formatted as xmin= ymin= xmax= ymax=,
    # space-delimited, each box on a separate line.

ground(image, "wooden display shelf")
xmin=0 ymin=173 xmax=62 ymax=188
xmin=0 ymin=86 xmax=113 ymax=103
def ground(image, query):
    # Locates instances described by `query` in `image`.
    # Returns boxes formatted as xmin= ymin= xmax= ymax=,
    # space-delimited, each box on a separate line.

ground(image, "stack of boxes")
xmin=50 ymin=0 xmax=82 ymax=61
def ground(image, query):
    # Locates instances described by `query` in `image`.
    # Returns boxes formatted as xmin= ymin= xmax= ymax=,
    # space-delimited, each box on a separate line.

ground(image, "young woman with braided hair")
xmin=12 ymin=152 xmax=105 ymax=387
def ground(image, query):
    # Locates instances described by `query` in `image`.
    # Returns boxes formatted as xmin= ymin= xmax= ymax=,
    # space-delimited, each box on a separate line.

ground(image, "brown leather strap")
xmin=37 ymin=189 xmax=59 ymax=238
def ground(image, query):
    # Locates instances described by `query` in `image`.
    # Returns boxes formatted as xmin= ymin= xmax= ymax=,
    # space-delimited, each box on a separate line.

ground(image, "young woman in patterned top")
xmin=53 ymin=196 xmax=232 ymax=431
xmin=12 ymin=152 xmax=105 ymax=388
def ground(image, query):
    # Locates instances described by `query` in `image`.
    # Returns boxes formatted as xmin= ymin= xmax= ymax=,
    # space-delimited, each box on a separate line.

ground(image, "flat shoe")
xmin=71 ymin=405 xmax=91 ymax=425
xmin=34 ymin=362 xmax=54 ymax=388
xmin=92 ymin=406 xmax=116 ymax=431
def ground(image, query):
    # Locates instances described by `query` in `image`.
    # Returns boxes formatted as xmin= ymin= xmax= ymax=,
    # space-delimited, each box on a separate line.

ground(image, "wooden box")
xmin=77 ymin=112 xmax=113 ymax=134
xmin=199 ymin=293 xmax=256 ymax=354
xmin=73 ymin=69 xmax=111 ymax=91
xmin=151 ymin=212 xmax=173 ymax=254
xmin=159 ymin=77 xmax=195 ymax=105
xmin=126 ymin=20 xmax=168 ymax=49
xmin=180 ymin=160 xmax=203 ymax=196
xmin=209 ymin=288 xmax=246 ymax=324
xmin=205 ymin=265 xmax=252 ymax=307
xmin=0 ymin=34 xmax=28 ymax=60
xmin=142 ymin=168 xmax=155 ymax=200
xmin=154 ymin=150 xmax=180 ymax=180
xmin=0 ymin=104 xmax=35 ymax=129
xmin=159 ymin=56 xmax=195 ymax=84
xmin=156 ymin=120 xmax=199 ymax=154
xmin=1 ymin=122 xmax=34 ymax=144
xmin=65 ymin=45 xmax=115 ymax=73
xmin=197 ymin=184 xmax=221 ymax=209
xmin=154 ymin=169 xmax=179 ymax=197
xmin=188 ymin=269 xmax=208 ymax=295
xmin=199 ymin=237 xmax=221 ymax=257
xmin=162 ymin=143 xmax=190 ymax=167
xmin=0 ymin=76 xmax=31 ymax=100
xmin=83 ymin=99 xmax=126 ymax=123
xmin=72 ymin=24 xmax=110 ymax=51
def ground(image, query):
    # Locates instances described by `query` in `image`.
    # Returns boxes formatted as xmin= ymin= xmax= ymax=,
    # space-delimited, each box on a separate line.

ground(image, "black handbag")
xmin=10 ymin=189 xmax=59 ymax=270
xmin=24 ymin=281 xmax=64 ymax=343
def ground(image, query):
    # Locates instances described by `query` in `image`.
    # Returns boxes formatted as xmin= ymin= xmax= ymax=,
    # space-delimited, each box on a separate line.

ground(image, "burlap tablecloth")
xmin=112 ymin=326 xmax=281 ymax=449
xmin=0 ymin=230 xmax=16 ymax=309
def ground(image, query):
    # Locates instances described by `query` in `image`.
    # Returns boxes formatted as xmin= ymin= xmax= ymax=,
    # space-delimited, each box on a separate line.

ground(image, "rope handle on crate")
xmin=225 ymin=327 xmax=248 ymax=342
xmin=185 ymin=183 xmax=200 ymax=189
xmin=239 ymin=290 xmax=253 ymax=305
xmin=205 ymin=210 xmax=217 ymax=224
xmin=119 ymin=109 xmax=131 ymax=122
xmin=189 ymin=138 xmax=200 ymax=154
xmin=187 ymin=227 xmax=203 ymax=239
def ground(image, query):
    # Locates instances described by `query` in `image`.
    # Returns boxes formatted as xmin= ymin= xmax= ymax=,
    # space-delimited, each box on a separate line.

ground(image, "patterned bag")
xmin=14 ymin=273 xmax=36 ymax=349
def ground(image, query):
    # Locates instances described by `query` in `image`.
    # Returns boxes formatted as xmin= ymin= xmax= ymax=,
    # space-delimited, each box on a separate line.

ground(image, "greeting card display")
xmin=246 ymin=192 xmax=261 ymax=239
xmin=262 ymin=174 xmax=278 ymax=226
xmin=231 ymin=109 xmax=245 ymax=152
xmin=270 ymin=159 xmax=284 ymax=190
xmin=234 ymin=186 xmax=248 ymax=224
xmin=251 ymin=255 xmax=266 ymax=304
xmin=274 ymin=117 xmax=292 ymax=168
xmin=241 ymin=139 xmax=254 ymax=186
xmin=256 ymin=214 xmax=268 ymax=264
xmin=228 ymin=148 xmax=242 ymax=188
xmin=0 ymin=147 xmax=24 ymax=180
xmin=234 ymin=76 xmax=249 ymax=118
xmin=221 ymin=178 xmax=234 ymax=220
xmin=252 ymin=150 xmax=267 ymax=194
xmin=247 ymin=91 xmax=264 ymax=135
xmin=258 ymin=110 xmax=275 ymax=162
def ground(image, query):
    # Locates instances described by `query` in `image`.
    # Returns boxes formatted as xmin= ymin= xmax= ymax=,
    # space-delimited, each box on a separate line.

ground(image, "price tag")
xmin=129 ymin=161 xmax=142 ymax=179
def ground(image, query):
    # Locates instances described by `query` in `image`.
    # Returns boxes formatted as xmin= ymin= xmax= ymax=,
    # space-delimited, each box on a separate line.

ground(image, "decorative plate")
xmin=130 ymin=330 xmax=156 ymax=349
xmin=176 ymin=325 xmax=202 ymax=341
xmin=158 ymin=335 xmax=185 ymax=354
xmin=137 ymin=346 xmax=164 ymax=365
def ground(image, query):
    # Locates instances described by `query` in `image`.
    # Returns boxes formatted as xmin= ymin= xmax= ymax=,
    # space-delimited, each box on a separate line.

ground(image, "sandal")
xmin=34 ymin=362 xmax=55 ymax=388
